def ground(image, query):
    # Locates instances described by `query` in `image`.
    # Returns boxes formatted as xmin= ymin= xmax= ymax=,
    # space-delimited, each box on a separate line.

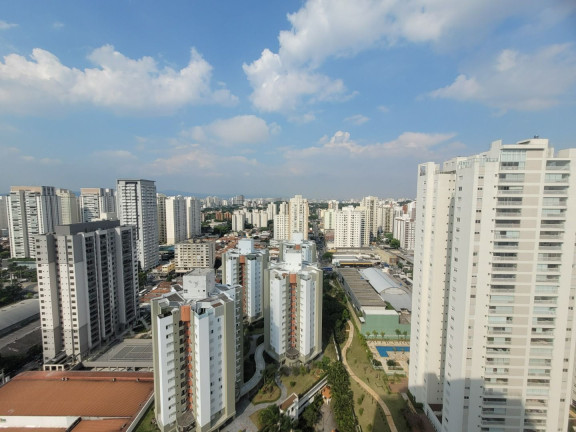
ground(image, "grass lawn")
xmin=252 ymin=383 xmax=281 ymax=404
xmin=280 ymin=370 xmax=321 ymax=397
xmin=134 ymin=404 xmax=159 ymax=432
xmin=323 ymin=337 xmax=338 ymax=362
xmin=249 ymin=409 xmax=263 ymax=430
xmin=344 ymin=321 xmax=411 ymax=432
xmin=350 ymin=379 xmax=390 ymax=432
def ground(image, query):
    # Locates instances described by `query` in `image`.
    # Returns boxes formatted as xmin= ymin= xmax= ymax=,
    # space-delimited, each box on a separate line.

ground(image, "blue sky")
xmin=0 ymin=0 xmax=575 ymax=199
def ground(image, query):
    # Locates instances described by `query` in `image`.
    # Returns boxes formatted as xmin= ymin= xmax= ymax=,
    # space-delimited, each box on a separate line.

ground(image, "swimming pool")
xmin=376 ymin=346 xmax=410 ymax=357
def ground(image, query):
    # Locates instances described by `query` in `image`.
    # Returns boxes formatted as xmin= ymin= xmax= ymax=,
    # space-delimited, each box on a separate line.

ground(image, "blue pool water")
xmin=376 ymin=346 xmax=410 ymax=358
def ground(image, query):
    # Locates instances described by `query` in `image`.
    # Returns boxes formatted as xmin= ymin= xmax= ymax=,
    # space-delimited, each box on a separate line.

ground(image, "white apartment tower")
xmin=222 ymin=239 xmax=269 ymax=322
xmin=393 ymin=214 xmax=416 ymax=250
xmin=56 ymin=189 xmax=81 ymax=225
xmin=334 ymin=205 xmax=365 ymax=248
xmin=359 ymin=195 xmax=378 ymax=245
xmin=151 ymin=269 xmax=242 ymax=432
xmin=36 ymin=220 xmax=139 ymax=363
xmin=232 ymin=211 xmax=245 ymax=232
xmin=409 ymin=138 xmax=576 ymax=432
xmin=289 ymin=195 xmax=309 ymax=240
xmin=264 ymin=234 xmax=322 ymax=364
xmin=117 ymin=179 xmax=159 ymax=271
xmin=186 ymin=197 xmax=202 ymax=238
xmin=274 ymin=213 xmax=290 ymax=240
xmin=80 ymin=188 xmax=116 ymax=222
xmin=8 ymin=186 xmax=60 ymax=258
xmin=165 ymin=196 xmax=187 ymax=245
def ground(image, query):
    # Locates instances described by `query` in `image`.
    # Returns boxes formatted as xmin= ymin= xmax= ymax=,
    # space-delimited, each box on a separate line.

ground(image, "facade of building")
xmin=186 ymin=197 xmax=202 ymax=238
xmin=175 ymin=241 xmax=216 ymax=273
xmin=157 ymin=194 xmax=167 ymax=245
xmin=393 ymin=214 xmax=416 ymax=250
xmin=0 ymin=196 xmax=9 ymax=231
xmin=274 ymin=213 xmax=290 ymax=241
xmin=222 ymin=239 xmax=269 ymax=322
xmin=334 ymin=205 xmax=365 ymax=248
xmin=165 ymin=196 xmax=187 ymax=245
xmin=288 ymin=195 xmax=309 ymax=240
xmin=56 ymin=189 xmax=81 ymax=225
xmin=80 ymin=188 xmax=116 ymax=222
xmin=151 ymin=269 xmax=242 ymax=432
xmin=264 ymin=235 xmax=322 ymax=364
xmin=232 ymin=211 xmax=245 ymax=232
xmin=36 ymin=220 xmax=139 ymax=363
xmin=359 ymin=196 xmax=378 ymax=245
xmin=8 ymin=186 xmax=60 ymax=258
xmin=409 ymin=138 xmax=576 ymax=432
xmin=117 ymin=179 xmax=159 ymax=271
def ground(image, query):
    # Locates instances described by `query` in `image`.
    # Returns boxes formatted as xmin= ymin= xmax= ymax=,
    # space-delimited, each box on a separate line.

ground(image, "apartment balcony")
xmin=539 ymin=233 xmax=563 ymax=240
xmin=497 ymin=189 xmax=524 ymax=195
xmin=543 ymin=188 xmax=568 ymax=194
xmin=494 ymin=223 xmax=521 ymax=228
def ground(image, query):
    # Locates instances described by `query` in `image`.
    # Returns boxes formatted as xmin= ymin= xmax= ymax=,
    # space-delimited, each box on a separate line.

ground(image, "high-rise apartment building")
xmin=157 ymin=194 xmax=167 ymax=245
xmin=393 ymin=214 xmax=415 ymax=250
xmin=359 ymin=196 xmax=378 ymax=245
xmin=56 ymin=188 xmax=81 ymax=225
xmin=0 ymin=196 xmax=9 ymax=232
xmin=409 ymin=138 xmax=576 ymax=432
xmin=80 ymin=188 xmax=116 ymax=222
xmin=266 ymin=202 xmax=277 ymax=222
xmin=165 ymin=196 xmax=187 ymax=245
xmin=288 ymin=195 xmax=309 ymax=240
xmin=232 ymin=210 xmax=245 ymax=232
xmin=264 ymin=234 xmax=322 ymax=364
xmin=274 ymin=213 xmax=290 ymax=241
xmin=7 ymin=186 xmax=60 ymax=258
xmin=186 ymin=197 xmax=202 ymax=238
xmin=116 ymin=179 xmax=159 ymax=271
xmin=175 ymin=241 xmax=215 ymax=273
xmin=222 ymin=239 xmax=269 ymax=322
xmin=36 ymin=220 xmax=138 ymax=363
xmin=151 ymin=269 xmax=242 ymax=432
xmin=334 ymin=205 xmax=365 ymax=248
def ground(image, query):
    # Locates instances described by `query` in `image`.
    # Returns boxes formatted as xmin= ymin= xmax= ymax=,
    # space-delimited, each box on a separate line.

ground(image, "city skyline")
xmin=0 ymin=1 xmax=575 ymax=198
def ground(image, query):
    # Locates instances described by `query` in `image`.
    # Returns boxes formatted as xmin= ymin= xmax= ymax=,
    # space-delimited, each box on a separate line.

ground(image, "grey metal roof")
xmin=0 ymin=299 xmax=40 ymax=332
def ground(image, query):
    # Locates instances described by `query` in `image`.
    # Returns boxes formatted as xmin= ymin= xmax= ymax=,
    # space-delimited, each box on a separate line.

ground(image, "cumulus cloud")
xmin=244 ymin=0 xmax=573 ymax=114
xmin=284 ymin=130 xmax=457 ymax=164
xmin=430 ymin=44 xmax=576 ymax=111
xmin=0 ymin=20 xmax=17 ymax=30
xmin=183 ymin=115 xmax=278 ymax=145
xmin=345 ymin=114 xmax=370 ymax=125
xmin=0 ymin=45 xmax=237 ymax=115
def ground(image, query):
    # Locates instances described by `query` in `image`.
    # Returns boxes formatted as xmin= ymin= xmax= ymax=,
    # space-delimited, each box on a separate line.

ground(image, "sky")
xmin=0 ymin=1 xmax=575 ymax=200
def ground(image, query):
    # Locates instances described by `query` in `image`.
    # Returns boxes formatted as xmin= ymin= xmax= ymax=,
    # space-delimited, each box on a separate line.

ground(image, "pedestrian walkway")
xmin=341 ymin=320 xmax=398 ymax=432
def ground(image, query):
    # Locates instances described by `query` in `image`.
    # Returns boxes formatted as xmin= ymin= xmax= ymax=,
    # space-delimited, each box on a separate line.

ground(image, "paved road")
xmin=240 ymin=343 xmax=265 ymax=396
xmin=342 ymin=320 xmax=398 ymax=432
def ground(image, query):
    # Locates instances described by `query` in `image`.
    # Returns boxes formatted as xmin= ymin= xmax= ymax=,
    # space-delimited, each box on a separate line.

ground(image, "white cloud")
xmin=430 ymin=44 xmax=576 ymax=111
xmin=0 ymin=20 xmax=17 ymax=30
xmin=244 ymin=0 xmax=573 ymax=114
xmin=243 ymin=48 xmax=347 ymax=112
xmin=182 ymin=115 xmax=277 ymax=145
xmin=345 ymin=114 xmax=370 ymax=125
xmin=0 ymin=45 xmax=237 ymax=115
xmin=52 ymin=22 xmax=64 ymax=29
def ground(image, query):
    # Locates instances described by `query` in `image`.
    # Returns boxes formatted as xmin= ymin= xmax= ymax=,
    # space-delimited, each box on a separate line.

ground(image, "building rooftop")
xmin=338 ymin=268 xmax=388 ymax=308
xmin=0 ymin=371 xmax=153 ymax=429
xmin=360 ymin=268 xmax=412 ymax=311
xmin=83 ymin=339 xmax=153 ymax=369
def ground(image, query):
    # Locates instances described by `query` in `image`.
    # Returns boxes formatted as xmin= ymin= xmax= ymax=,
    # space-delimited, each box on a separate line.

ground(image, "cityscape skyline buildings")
xmin=1 ymin=2 xmax=574 ymax=199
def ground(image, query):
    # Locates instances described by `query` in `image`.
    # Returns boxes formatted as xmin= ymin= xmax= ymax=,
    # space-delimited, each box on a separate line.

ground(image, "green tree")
xmin=395 ymin=329 xmax=401 ymax=340
xmin=389 ymin=238 xmax=401 ymax=249
xmin=380 ymin=330 xmax=386 ymax=340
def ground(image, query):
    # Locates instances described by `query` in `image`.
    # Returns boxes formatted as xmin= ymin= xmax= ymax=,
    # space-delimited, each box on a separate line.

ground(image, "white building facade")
xmin=80 ymin=188 xmax=116 ymax=222
xmin=117 ymin=179 xmax=159 ymax=271
xmin=222 ymin=239 xmax=269 ymax=322
xmin=8 ymin=186 xmax=60 ymax=258
xmin=334 ymin=206 xmax=365 ymax=248
xmin=409 ymin=138 xmax=576 ymax=432
xmin=151 ymin=269 xmax=242 ymax=432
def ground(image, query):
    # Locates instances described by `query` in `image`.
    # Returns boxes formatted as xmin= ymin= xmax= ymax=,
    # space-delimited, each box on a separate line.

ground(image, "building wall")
xmin=165 ymin=196 xmax=187 ymax=245
xmin=410 ymin=139 xmax=576 ymax=432
xmin=175 ymin=242 xmax=215 ymax=273
xmin=117 ymin=179 xmax=159 ymax=271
